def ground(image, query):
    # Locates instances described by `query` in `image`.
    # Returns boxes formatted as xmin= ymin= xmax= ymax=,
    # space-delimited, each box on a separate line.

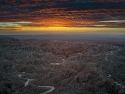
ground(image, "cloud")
xmin=0 ymin=22 xmax=25 ymax=31
xmin=0 ymin=0 xmax=125 ymax=28
xmin=93 ymin=25 xmax=106 ymax=27
xmin=14 ymin=21 xmax=32 ymax=24
xmin=99 ymin=20 xmax=125 ymax=23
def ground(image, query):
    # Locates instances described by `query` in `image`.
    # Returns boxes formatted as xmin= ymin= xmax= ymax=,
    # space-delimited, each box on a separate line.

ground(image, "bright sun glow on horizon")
xmin=0 ymin=21 xmax=125 ymax=34
xmin=15 ymin=27 xmax=125 ymax=34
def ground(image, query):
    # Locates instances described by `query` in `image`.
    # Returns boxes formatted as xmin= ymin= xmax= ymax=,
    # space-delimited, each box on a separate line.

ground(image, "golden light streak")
xmin=21 ymin=26 xmax=125 ymax=33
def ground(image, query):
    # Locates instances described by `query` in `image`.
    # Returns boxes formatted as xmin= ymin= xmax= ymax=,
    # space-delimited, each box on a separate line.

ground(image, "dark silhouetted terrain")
xmin=0 ymin=34 xmax=125 ymax=94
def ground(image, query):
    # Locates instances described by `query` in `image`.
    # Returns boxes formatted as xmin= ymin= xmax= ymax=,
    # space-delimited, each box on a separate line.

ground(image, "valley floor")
xmin=0 ymin=35 xmax=125 ymax=94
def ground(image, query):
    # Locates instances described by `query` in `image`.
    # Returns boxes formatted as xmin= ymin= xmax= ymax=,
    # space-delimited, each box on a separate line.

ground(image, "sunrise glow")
xmin=0 ymin=0 xmax=125 ymax=34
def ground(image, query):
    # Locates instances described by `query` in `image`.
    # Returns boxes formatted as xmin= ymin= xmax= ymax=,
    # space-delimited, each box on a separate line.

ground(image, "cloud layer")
xmin=0 ymin=0 xmax=125 ymax=29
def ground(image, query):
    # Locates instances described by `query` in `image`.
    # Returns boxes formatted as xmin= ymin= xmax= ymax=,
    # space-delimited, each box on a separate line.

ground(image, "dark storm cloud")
xmin=0 ymin=0 xmax=125 ymax=27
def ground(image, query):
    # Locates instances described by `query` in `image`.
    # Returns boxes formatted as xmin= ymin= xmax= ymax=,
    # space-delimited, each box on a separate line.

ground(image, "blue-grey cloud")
xmin=0 ymin=0 xmax=125 ymax=27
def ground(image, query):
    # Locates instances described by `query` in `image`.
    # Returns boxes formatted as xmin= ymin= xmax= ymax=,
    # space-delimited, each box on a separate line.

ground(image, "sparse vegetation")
xmin=0 ymin=36 xmax=125 ymax=94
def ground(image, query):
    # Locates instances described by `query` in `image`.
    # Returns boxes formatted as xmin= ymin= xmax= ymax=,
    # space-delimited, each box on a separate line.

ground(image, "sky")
xmin=0 ymin=0 xmax=125 ymax=34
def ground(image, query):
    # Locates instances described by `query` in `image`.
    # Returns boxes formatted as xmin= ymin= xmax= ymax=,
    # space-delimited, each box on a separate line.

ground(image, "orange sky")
xmin=0 ymin=0 xmax=125 ymax=34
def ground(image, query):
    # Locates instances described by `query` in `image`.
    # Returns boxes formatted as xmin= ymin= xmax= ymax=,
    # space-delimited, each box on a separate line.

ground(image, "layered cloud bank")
xmin=0 ymin=0 xmax=125 ymax=33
